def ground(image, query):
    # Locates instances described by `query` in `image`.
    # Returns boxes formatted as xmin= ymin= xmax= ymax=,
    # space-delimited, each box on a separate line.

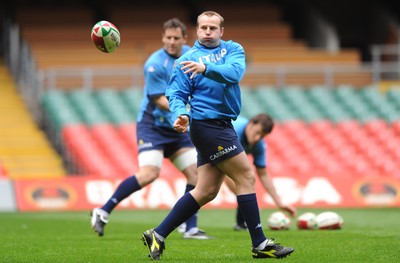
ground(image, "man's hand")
xmin=173 ymin=115 xmax=190 ymax=133
xmin=280 ymin=205 xmax=297 ymax=218
xmin=180 ymin=61 xmax=206 ymax=79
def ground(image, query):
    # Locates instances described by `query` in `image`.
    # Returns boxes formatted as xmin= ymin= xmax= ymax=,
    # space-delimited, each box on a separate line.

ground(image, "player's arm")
xmin=154 ymin=95 xmax=170 ymax=111
xmin=256 ymin=167 xmax=297 ymax=217
xmin=201 ymin=43 xmax=246 ymax=84
xmin=166 ymin=58 xmax=192 ymax=127
xmin=145 ymin=62 xmax=169 ymax=111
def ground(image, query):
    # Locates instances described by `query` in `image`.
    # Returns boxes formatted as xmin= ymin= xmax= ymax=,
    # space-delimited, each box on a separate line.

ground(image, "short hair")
xmin=197 ymin=11 xmax=224 ymax=27
xmin=163 ymin=18 xmax=187 ymax=37
xmin=249 ymin=113 xmax=274 ymax=134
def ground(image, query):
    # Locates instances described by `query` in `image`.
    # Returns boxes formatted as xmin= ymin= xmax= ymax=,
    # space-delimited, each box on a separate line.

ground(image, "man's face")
xmin=162 ymin=27 xmax=186 ymax=57
xmin=196 ymin=15 xmax=224 ymax=48
xmin=245 ymin=122 xmax=269 ymax=146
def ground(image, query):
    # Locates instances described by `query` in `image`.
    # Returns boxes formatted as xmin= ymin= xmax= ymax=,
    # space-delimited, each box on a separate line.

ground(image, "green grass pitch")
xmin=0 ymin=208 xmax=399 ymax=262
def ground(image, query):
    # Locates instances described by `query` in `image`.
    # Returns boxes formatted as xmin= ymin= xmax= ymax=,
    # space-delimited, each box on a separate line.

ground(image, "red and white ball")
xmin=91 ymin=20 xmax=121 ymax=53
xmin=316 ymin=211 xmax=343 ymax=230
xmin=267 ymin=211 xmax=291 ymax=230
xmin=296 ymin=212 xmax=318 ymax=230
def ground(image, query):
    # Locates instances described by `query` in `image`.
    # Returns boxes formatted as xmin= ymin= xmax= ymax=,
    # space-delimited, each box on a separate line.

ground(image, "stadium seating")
xmin=43 ymin=88 xmax=143 ymax=176
xmin=3 ymin=1 xmax=398 ymax=182
xmin=119 ymin=88 xmax=144 ymax=121
xmin=0 ymin=65 xmax=67 ymax=178
xmin=67 ymin=89 xmax=109 ymax=125
xmin=62 ymin=124 xmax=115 ymax=176
xmin=93 ymin=89 xmax=135 ymax=124
xmin=90 ymin=124 xmax=138 ymax=175
xmin=39 ymin=85 xmax=400 ymax=178
xmin=42 ymin=89 xmax=82 ymax=134
xmin=14 ymin=1 xmax=372 ymax=87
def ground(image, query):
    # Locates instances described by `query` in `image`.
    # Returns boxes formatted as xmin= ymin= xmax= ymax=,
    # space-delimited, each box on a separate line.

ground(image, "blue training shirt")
xmin=137 ymin=45 xmax=191 ymax=129
xmin=166 ymin=40 xmax=246 ymax=122
xmin=233 ymin=116 xmax=267 ymax=168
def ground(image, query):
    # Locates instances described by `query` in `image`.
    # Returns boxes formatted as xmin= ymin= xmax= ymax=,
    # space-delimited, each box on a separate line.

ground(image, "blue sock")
xmin=183 ymin=184 xmax=198 ymax=231
xmin=101 ymin=175 xmax=141 ymax=213
xmin=155 ymin=193 xmax=200 ymax=238
xmin=236 ymin=206 xmax=246 ymax=226
xmin=237 ymin=193 xmax=267 ymax=247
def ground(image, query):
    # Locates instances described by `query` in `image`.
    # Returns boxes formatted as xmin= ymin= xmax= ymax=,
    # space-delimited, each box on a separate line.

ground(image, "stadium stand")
xmin=42 ymin=88 xmax=141 ymax=176
xmin=39 ymin=86 xmax=400 ymax=177
xmin=195 ymin=1 xmax=371 ymax=86
xmin=93 ymin=89 xmax=135 ymax=124
xmin=0 ymin=65 xmax=66 ymax=178
xmin=14 ymin=1 xmax=372 ymax=87
xmin=62 ymin=124 xmax=115 ymax=176
xmin=6 ymin=1 xmax=399 ymax=179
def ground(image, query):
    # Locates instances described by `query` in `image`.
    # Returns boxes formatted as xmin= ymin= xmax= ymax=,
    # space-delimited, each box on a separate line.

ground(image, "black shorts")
xmin=190 ymin=119 xmax=244 ymax=166
xmin=136 ymin=121 xmax=194 ymax=158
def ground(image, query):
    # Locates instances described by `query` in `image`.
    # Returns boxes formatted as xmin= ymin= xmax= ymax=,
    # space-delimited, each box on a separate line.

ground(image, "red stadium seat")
xmin=117 ymin=123 xmax=139 ymax=169
xmin=392 ymin=121 xmax=400 ymax=136
xmin=351 ymin=133 xmax=378 ymax=153
xmin=268 ymin=119 xmax=400 ymax=176
xmin=321 ymin=131 xmax=349 ymax=153
xmin=267 ymin=158 xmax=287 ymax=175
xmin=374 ymin=157 xmax=398 ymax=175
xmin=298 ymin=134 xmax=323 ymax=152
xmin=281 ymin=120 xmax=309 ymax=142
xmin=309 ymin=120 xmax=334 ymax=134
xmin=363 ymin=120 xmax=387 ymax=135
xmin=266 ymin=132 xmax=294 ymax=154
xmin=117 ymin=123 xmax=138 ymax=152
xmin=363 ymin=120 xmax=395 ymax=145
xmin=336 ymin=120 xmax=361 ymax=135
xmin=91 ymin=124 xmax=138 ymax=175
xmin=62 ymin=124 xmax=115 ymax=176
xmin=307 ymin=146 xmax=341 ymax=174
xmin=348 ymin=158 xmax=373 ymax=175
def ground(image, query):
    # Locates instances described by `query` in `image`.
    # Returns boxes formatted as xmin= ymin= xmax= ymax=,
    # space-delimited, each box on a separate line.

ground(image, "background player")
xmin=91 ymin=18 xmax=209 ymax=240
xmin=226 ymin=113 xmax=297 ymax=230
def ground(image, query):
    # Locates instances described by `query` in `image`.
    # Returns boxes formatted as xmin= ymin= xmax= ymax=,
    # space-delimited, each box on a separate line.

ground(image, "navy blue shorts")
xmin=190 ymin=119 xmax=244 ymax=166
xmin=136 ymin=121 xmax=194 ymax=158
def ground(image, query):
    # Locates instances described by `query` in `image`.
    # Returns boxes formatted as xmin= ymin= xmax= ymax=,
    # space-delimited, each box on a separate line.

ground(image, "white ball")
xmin=316 ymin=211 xmax=343 ymax=229
xmin=296 ymin=212 xmax=318 ymax=230
xmin=267 ymin=211 xmax=291 ymax=230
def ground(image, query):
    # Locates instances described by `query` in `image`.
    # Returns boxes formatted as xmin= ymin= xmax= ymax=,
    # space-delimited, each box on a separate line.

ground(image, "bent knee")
xmin=192 ymin=187 xmax=219 ymax=205
xmin=136 ymin=166 xmax=161 ymax=186
xmin=181 ymin=164 xmax=198 ymax=186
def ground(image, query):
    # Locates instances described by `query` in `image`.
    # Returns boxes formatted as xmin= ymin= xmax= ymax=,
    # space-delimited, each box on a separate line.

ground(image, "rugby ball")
xmin=91 ymin=20 xmax=121 ymax=53
xmin=296 ymin=212 xmax=318 ymax=230
xmin=267 ymin=211 xmax=291 ymax=230
xmin=316 ymin=211 xmax=343 ymax=230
